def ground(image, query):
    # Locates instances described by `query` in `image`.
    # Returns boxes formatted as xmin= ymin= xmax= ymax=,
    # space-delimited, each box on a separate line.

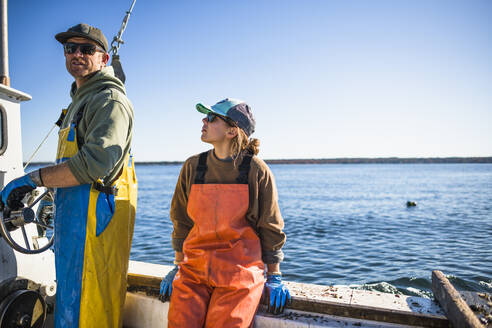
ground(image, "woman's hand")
xmin=264 ymin=274 xmax=291 ymax=314
xmin=159 ymin=265 xmax=179 ymax=302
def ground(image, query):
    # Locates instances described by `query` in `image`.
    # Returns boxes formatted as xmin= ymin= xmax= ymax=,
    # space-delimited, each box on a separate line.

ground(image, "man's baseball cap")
xmin=196 ymin=98 xmax=256 ymax=137
xmin=55 ymin=23 xmax=108 ymax=53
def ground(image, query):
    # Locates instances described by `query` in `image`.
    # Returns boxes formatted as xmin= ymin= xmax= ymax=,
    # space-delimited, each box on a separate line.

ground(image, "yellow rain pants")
xmin=54 ymin=118 xmax=137 ymax=328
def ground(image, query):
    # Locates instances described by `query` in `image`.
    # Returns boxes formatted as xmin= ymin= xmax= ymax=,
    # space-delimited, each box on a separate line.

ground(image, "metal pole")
xmin=0 ymin=0 xmax=9 ymax=86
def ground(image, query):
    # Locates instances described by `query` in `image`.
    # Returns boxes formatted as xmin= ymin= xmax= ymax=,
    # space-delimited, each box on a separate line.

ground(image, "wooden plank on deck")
xmin=432 ymin=270 xmax=484 ymax=328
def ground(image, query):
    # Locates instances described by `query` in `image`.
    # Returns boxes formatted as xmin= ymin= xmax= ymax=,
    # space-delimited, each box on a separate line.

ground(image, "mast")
xmin=0 ymin=0 xmax=9 ymax=86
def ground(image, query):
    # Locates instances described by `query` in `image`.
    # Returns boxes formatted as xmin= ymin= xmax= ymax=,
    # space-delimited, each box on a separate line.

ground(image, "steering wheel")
xmin=0 ymin=190 xmax=54 ymax=254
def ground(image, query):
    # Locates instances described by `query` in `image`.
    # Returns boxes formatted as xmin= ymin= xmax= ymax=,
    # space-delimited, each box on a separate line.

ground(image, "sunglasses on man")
xmin=63 ymin=42 xmax=105 ymax=55
xmin=206 ymin=113 xmax=237 ymax=127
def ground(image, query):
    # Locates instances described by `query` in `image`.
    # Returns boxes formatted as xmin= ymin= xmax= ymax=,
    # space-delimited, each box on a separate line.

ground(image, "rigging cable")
xmin=109 ymin=0 xmax=136 ymax=83
xmin=23 ymin=124 xmax=57 ymax=170
xmin=109 ymin=0 xmax=137 ymax=56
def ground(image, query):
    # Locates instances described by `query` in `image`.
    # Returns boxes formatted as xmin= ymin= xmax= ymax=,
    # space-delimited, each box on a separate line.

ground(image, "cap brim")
xmin=196 ymin=103 xmax=213 ymax=114
xmin=55 ymin=32 xmax=107 ymax=52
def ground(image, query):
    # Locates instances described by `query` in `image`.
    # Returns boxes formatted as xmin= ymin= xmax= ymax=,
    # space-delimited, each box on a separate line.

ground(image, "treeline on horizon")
xmin=25 ymin=157 xmax=492 ymax=166
xmin=263 ymin=157 xmax=492 ymax=164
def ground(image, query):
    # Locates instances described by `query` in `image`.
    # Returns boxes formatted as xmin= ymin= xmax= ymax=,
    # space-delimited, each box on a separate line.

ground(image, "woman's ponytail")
xmin=231 ymin=128 xmax=260 ymax=166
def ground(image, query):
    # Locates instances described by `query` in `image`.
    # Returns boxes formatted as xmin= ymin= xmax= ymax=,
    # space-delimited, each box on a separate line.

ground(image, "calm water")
xmin=130 ymin=163 xmax=492 ymax=298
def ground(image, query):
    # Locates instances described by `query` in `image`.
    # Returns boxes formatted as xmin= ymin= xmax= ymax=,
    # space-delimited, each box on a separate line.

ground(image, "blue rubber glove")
xmin=0 ymin=174 xmax=37 ymax=211
xmin=159 ymin=265 xmax=178 ymax=302
xmin=264 ymin=274 xmax=291 ymax=314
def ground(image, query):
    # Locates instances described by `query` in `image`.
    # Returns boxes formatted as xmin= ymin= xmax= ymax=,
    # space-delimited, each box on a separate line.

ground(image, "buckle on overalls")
xmin=93 ymin=182 xmax=119 ymax=196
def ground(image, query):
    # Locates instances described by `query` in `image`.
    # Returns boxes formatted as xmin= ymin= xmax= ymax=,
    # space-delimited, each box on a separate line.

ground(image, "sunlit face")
xmin=64 ymin=37 xmax=108 ymax=84
xmin=200 ymin=114 xmax=236 ymax=145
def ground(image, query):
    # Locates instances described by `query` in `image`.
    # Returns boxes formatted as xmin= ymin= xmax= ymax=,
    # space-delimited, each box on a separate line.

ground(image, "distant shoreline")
xmin=25 ymin=157 xmax=492 ymax=166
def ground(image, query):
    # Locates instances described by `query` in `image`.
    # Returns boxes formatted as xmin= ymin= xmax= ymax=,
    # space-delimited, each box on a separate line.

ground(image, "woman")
xmin=159 ymin=98 xmax=290 ymax=327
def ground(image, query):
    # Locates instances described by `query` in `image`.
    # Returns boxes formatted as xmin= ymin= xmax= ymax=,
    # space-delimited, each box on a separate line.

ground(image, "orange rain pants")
xmin=168 ymin=183 xmax=265 ymax=328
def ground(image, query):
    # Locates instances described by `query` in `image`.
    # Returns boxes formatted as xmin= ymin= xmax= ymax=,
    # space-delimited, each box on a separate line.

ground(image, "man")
xmin=0 ymin=23 xmax=137 ymax=328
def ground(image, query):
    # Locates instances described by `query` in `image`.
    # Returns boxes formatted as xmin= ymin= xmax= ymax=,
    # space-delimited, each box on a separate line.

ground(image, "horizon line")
xmin=25 ymin=156 xmax=492 ymax=166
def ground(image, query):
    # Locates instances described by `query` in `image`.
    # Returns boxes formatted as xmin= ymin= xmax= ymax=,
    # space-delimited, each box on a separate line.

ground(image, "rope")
xmin=23 ymin=124 xmax=57 ymax=170
xmin=109 ymin=0 xmax=137 ymax=56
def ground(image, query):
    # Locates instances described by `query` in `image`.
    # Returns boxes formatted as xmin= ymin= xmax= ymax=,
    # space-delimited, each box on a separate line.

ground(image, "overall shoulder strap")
xmin=236 ymin=153 xmax=253 ymax=184
xmin=72 ymin=105 xmax=86 ymax=151
xmin=194 ymin=152 xmax=209 ymax=184
xmin=55 ymin=109 xmax=68 ymax=127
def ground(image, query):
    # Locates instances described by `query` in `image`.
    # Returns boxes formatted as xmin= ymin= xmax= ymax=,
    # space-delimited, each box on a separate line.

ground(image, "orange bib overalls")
xmin=168 ymin=152 xmax=265 ymax=328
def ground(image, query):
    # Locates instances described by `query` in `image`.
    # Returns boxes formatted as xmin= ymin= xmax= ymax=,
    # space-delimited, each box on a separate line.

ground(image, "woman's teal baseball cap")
xmin=196 ymin=98 xmax=256 ymax=136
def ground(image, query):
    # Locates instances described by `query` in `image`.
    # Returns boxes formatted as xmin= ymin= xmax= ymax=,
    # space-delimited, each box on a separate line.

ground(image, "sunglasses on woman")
xmin=63 ymin=42 xmax=105 ymax=55
xmin=206 ymin=113 xmax=237 ymax=126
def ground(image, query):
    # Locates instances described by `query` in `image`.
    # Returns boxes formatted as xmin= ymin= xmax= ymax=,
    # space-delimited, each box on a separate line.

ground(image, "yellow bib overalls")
xmin=54 ymin=105 xmax=137 ymax=328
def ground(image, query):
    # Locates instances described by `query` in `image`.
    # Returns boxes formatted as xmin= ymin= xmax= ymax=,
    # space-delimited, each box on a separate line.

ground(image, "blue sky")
xmin=9 ymin=0 xmax=492 ymax=162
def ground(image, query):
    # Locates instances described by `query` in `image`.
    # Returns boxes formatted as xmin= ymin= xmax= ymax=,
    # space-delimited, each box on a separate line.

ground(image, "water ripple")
xmin=128 ymin=163 xmax=492 ymax=296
